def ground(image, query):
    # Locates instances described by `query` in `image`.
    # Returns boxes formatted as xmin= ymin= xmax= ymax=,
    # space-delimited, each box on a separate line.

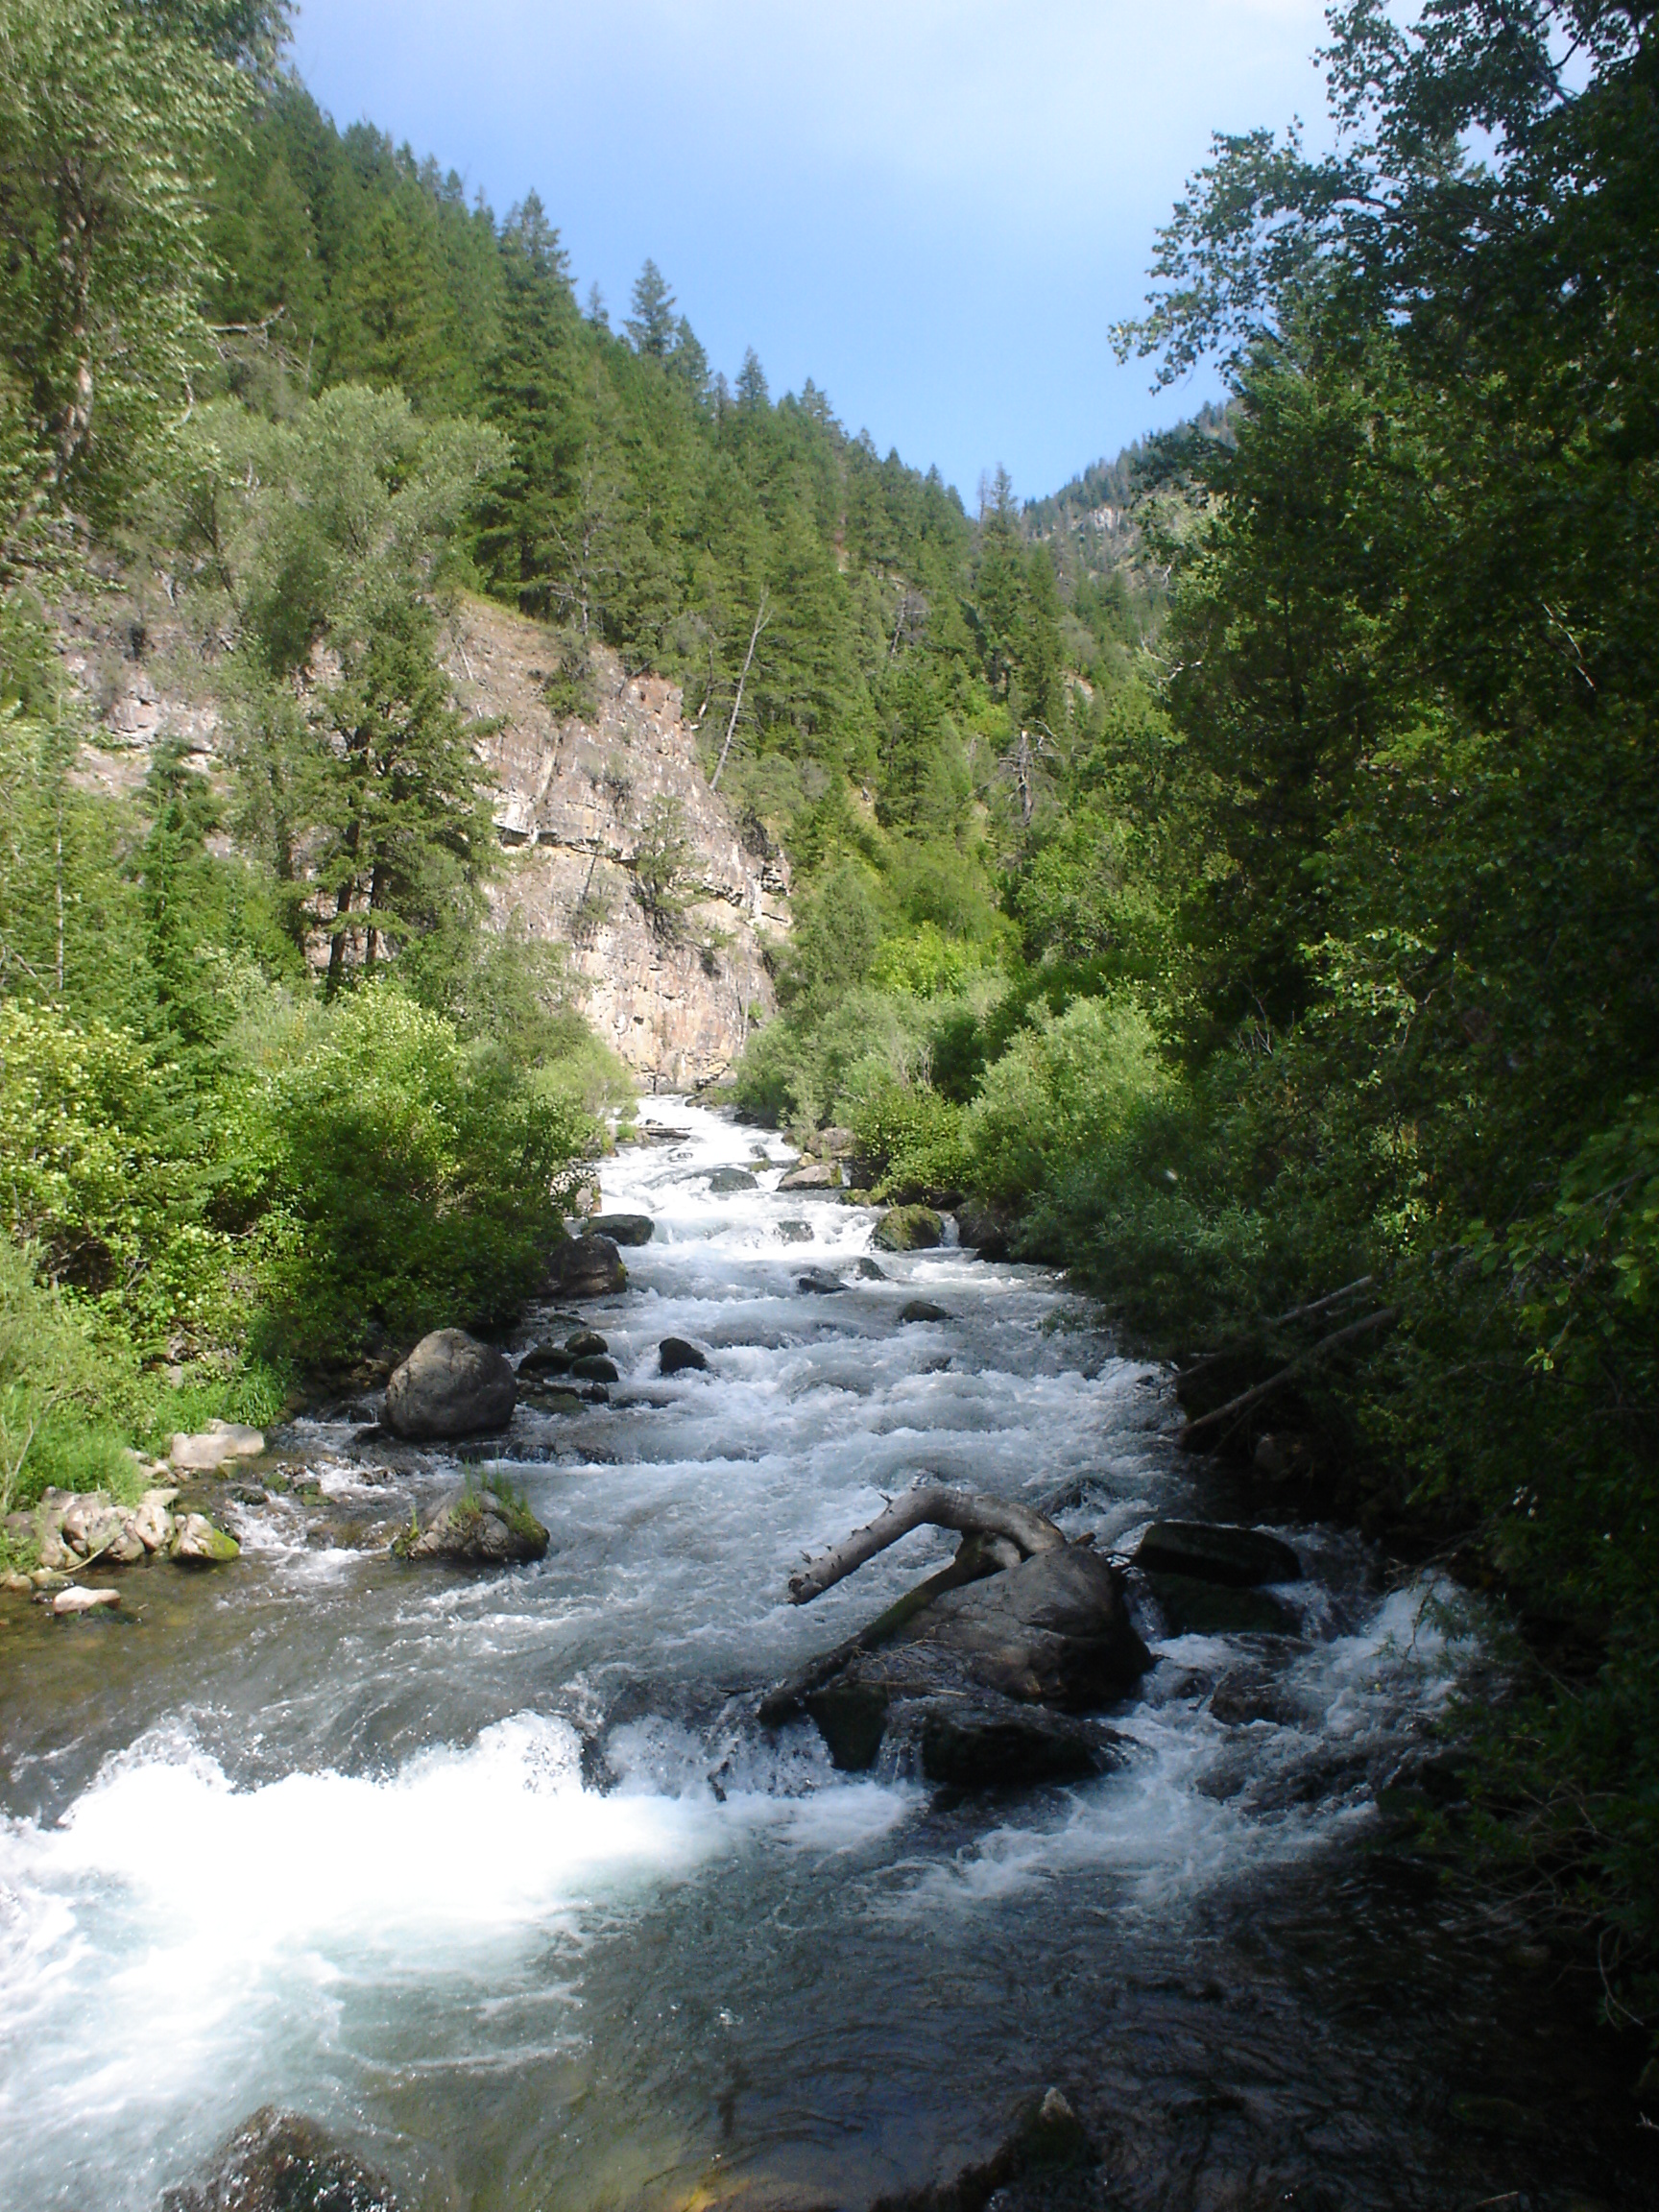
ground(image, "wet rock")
xmin=565 ymin=1329 xmax=609 ymax=1357
xmin=1143 ymin=1571 xmax=1295 ymax=1636
xmin=777 ymin=1219 xmax=813 ymax=1242
xmin=797 ymin=1268 xmax=845 ymax=1293
xmin=52 ymin=1585 xmax=122 ymax=1615
xmin=853 ymin=1257 xmax=887 ymax=1281
xmin=570 ymin=1354 xmax=619 ymax=1382
xmin=805 ymin=1679 xmax=891 ymax=1770
xmin=1133 ymin=1520 xmax=1301 ymax=1587
xmin=518 ymin=1345 xmax=573 ymax=1377
xmin=780 ymin=1161 xmax=837 ymax=1190
xmin=170 ymin=1419 xmax=266 ymax=1473
xmin=874 ymin=1204 xmax=944 ymax=1253
xmin=585 ymin=1213 xmax=655 ymax=1244
xmin=899 ymin=1299 xmax=952 ymax=1324
xmin=174 ymin=1513 xmax=241 ymax=1564
xmin=920 ymin=1704 xmax=1105 ymax=1789
xmin=131 ymin=1498 xmax=175 ymax=1551
xmin=707 ymin=1166 xmax=757 ymax=1193
xmin=523 ymin=1387 xmax=584 ymax=1415
xmin=908 ymin=1546 xmax=1154 ymax=1707
xmin=162 ymin=2104 xmax=404 ymax=2212
xmin=870 ymin=2086 xmax=1094 ymax=2212
xmin=396 ymin=1484 xmax=549 ymax=1563
xmin=384 ymin=1329 xmax=517 ymax=1441
xmin=2 ymin=1570 xmax=33 ymax=1596
xmin=659 ymin=1337 xmax=709 ymax=1376
xmin=544 ymin=1232 xmax=628 ymax=1298
xmin=955 ymin=1200 xmax=1016 ymax=1262
xmin=579 ymin=1382 xmax=610 ymax=1404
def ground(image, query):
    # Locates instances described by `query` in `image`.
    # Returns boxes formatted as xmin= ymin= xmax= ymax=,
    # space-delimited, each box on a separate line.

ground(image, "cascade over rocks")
xmin=384 ymin=1330 xmax=517 ymax=1441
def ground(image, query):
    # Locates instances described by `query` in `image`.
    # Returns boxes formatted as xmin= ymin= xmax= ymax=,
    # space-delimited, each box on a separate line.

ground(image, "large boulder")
xmin=384 ymin=1329 xmax=517 ymax=1441
xmin=1133 ymin=1520 xmax=1301 ymax=1587
xmin=543 ymin=1233 xmax=627 ymax=1299
xmin=396 ymin=1484 xmax=549 ymax=1563
xmin=873 ymin=1204 xmax=944 ymax=1253
xmin=1142 ymin=1572 xmax=1296 ymax=1637
xmin=774 ymin=1544 xmax=1152 ymax=1780
xmin=162 ymin=2105 xmax=404 ymax=2212
xmin=585 ymin=1213 xmax=655 ymax=1245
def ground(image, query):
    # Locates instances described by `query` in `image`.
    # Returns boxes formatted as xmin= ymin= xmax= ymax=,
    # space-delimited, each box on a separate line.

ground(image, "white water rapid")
xmin=0 ymin=1103 xmax=1489 ymax=2212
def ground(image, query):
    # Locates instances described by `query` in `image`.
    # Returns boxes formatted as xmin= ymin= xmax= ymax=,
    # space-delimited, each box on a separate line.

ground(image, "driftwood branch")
xmin=788 ymin=1484 xmax=1065 ymax=1605
xmin=1175 ymin=1276 xmax=1376 ymax=1385
xmin=1177 ymin=1306 xmax=1400 ymax=1449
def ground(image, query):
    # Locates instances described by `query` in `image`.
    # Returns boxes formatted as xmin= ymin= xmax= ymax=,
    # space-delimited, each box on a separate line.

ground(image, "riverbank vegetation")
xmin=0 ymin=0 xmax=1653 ymax=2054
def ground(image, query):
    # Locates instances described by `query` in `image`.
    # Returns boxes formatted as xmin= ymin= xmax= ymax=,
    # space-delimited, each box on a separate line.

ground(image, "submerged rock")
xmin=52 ymin=1585 xmax=121 ymax=1615
xmin=874 ymin=1204 xmax=944 ymax=1253
xmin=898 ymin=1299 xmax=952 ymax=1324
xmin=707 ymin=1166 xmax=757 ymax=1194
xmin=585 ymin=1213 xmax=655 ymax=1245
xmin=777 ymin=1218 xmax=813 ymax=1243
xmin=1134 ymin=1520 xmax=1301 ymax=1587
xmin=659 ymin=1337 xmax=709 ymax=1375
xmin=170 ymin=1420 xmax=265 ymax=1473
xmin=162 ymin=2105 xmax=404 ymax=2212
xmin=384 ymin=1329 xmax=517 ymax=1441
xmin=396 ymin=1484 xmax=549 ymax=1563
xmin=544 ymin=1232 xmax=628 ymax=1298
xmin=852 ymin=1257 xmax=888 ymax=1281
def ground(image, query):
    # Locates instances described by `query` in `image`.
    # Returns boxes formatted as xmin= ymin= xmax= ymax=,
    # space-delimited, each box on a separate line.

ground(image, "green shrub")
xmin=965 ymin=992 xmax=1165 ymax=1204
xmin=244 ymin=987 xmax=593 ymax=1364
xmin=851 ymin=1078 xmax=972 ymax=1200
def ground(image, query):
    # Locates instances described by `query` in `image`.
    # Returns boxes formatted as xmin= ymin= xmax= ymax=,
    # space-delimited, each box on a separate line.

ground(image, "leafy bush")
xmin=244 ymin=988 xmax=593 ymax=1364
xmin=851 ymin=1078 xmax=972 ymax=1200
xmin=965 ymin=992 xmax=1165 ymax=1203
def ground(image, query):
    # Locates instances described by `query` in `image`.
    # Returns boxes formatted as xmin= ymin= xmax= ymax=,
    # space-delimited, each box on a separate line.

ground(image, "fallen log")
xmin=787 ymin=1484 xmax=1065 ymax=1605
xmin=1176 ymin=1305 xmax=1399 ymax=1450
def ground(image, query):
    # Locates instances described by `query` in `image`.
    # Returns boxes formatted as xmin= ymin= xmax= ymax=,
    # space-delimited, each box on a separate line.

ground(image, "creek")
xmin=0 ymin=1104 xmax=1644 ymax=2211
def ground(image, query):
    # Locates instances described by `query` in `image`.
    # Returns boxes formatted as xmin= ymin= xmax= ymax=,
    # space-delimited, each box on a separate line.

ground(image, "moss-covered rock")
xmin=873 ymin=1204 xmax=944 ymax=1253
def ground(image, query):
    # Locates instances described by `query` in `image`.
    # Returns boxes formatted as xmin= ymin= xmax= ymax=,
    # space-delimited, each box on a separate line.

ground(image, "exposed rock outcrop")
xmin=384 ymin=1330 xmax=517 ymax=1441
xmin=396 ymin=1484 xmax=549 ymax=1564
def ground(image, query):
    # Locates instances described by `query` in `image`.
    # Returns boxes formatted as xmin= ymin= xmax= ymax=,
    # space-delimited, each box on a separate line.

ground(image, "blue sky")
xmin=289 ymin=0 xmax=1334 ymax=504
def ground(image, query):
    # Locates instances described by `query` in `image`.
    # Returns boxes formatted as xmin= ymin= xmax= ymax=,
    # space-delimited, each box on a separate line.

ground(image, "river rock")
xmin=565 ymin=1330 xmax=609 ymax=1357
xmin=544 ymin=1232 xmax=628 ymax=1298
xmin=777 ymin=1219 xmax=814 ymax=1243
xmin=796 ymin=1268 xmax=845 ymax=1294
xmin=853 ymin=1257 xmax=887 ymax=1281
xmin=898 ymin=1299 xmax=951 ymax=1324
xmin=586 ymin=1213 xmax=655 ymax=1245
xmin=518 ymin=1344 xmax=573 ymax=1377
xmin=384 ymin=1329 xmax=517 ymax=1440
xmin=571 ymin=1354 xmax=619 ymax=1382
xmin=956 ymin=1200 xmax=1016 ymax=1261
xmin=1143 ymin=1571 xmax=1295 ymax=1636
xmin=161 ymin=2104 xmax=405 ymax=2212
xmin=170 ymin=1420 xmax=266 ymax=1473
xmin=873 ymin=1204 xmax=944 ymax=1253
xmin=131 ymin=1498 xmax=175 ymax=1551
xmin=173 ymin=1512 xmax=241 ymax=1564
xmin=659 ymin=1337 xmax=709 ymax=1375
xmin=397 ymin=1484 xmax=549 ymax=1563
xmin=819 ymin=1125 xmax=855 ymax=1157
xmin=780 ymin=1161 xmax=837 ymax=1190
xmin=1134 ymin=1520 xmax=1301 ymax=1587
xmin=52 ymin=1585 xmax=121 ymax=1615
xmin=707 ymin=1166 xmax=757 ymax=1193
xmin=919 ymin=1702 xmax=1106 ymax=1788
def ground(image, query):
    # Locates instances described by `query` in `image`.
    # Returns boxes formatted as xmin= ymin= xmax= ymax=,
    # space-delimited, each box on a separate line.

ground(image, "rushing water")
xmin=0 ymin=1105 xmax=1648 ymax=2211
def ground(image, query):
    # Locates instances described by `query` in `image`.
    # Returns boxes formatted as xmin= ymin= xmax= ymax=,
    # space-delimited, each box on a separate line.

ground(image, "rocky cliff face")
xmin=442 ymin=597 xmax=789 ymax=1091
xmin=54 ymin=586 xmax=789 ymax=1091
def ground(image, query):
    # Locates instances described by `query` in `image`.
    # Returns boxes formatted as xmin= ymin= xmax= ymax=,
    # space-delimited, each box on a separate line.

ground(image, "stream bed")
xmin=0 ymin=1103 xmax=1649 ymax=2212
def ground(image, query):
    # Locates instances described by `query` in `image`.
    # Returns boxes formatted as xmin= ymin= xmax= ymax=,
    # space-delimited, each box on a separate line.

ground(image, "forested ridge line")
xmin=0 ymin=0 xmax=1655 ymax=2081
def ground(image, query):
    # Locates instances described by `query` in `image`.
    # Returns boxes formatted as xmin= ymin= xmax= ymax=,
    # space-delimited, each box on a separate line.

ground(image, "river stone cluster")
xmin=4 ymin=1483 xmax=240 ymax=1598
